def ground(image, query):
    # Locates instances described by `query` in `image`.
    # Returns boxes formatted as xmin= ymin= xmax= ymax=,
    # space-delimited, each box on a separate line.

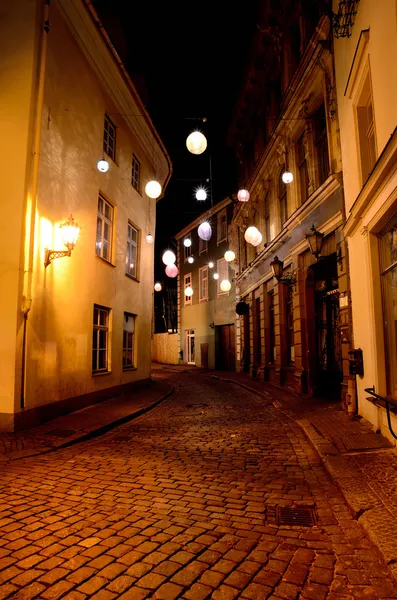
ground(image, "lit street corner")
xmin=1 ymin=370 xmax=397 ymax=599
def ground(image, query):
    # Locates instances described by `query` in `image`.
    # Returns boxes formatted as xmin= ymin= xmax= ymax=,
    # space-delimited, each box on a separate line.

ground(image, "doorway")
xmin=215 ymin=324 xmax=236 ymax=371
xmin=185 ymin=329 xmax=195 ymax=364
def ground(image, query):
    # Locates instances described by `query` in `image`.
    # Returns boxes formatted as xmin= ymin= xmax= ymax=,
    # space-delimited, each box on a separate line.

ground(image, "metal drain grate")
xmin=44 ymin=429 xmax=76 ymax=438
xmin=276 ymin=506 xmax=316 ymax=527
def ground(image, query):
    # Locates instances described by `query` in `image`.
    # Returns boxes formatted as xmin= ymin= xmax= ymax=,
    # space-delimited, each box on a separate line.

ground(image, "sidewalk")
xmin=0 ymin=378 xmax=174 ymax=462
xmin=210 ymin=369 xmax=397 ymax=579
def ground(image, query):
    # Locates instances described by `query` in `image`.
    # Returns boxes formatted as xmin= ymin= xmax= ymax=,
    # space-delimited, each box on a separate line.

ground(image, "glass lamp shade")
xmin=270 ymin=255 xmax=284 ymax=280
xmin=198 ymin=221 xmax=212 ymax=241
xmin=244 ymin=226 xmax=262 ymax=247
xmin=165 ymin=264 xmax=178 ymax=278
xmin=145 ymin=180 xmax=162 ymax=199
xmin=196 ymin=188 xmax=207 ymax=201
xmin=97 ymin=158 xmax=109 ymax=173
xmin=237 ymin=189 xmax=250 ymax=202
xmin=224 ymin=250 xmax=235 ymax=262
xmin=213 ymin=273 xmax=219 ymax=280
xmin=146 ymin=234 xmax=154 ymax=244
xmin=186 ymin=131 xmax=207 ymax=155
xmin=208 ymin=261 xmax=214 ymax=268
xmin=306 ymin=225 xmax=324 ymax=258
xmin=185 ymin=286 xmax=194 ymax=297
xmin=60 ymin=215 xmax=80 ymax=248
xmin=282 ymin=171 xmax=293 ymax=184
xmin=187 ymin=256 xmax=194 ymax=264
xmin=154 ymin=283 xmax=162 ymax=292
xmin=220 ymin=279 xmax=231 ymax=292
xmin=183 ymin=238 xmax=192 ymax=248
xmin=162 ymin=250 xmax=176 ymax=266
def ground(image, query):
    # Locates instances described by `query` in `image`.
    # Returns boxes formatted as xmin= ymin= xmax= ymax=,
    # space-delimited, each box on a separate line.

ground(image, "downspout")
xmin=21 ymin=0 xmax=51 ymax=410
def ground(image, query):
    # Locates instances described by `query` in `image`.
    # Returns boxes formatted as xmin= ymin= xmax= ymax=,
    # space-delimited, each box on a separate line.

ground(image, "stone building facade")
xmin=228 ymin=1 xmax=356 ymax=408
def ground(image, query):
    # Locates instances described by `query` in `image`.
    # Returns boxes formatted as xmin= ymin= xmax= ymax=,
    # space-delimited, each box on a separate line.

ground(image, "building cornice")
xmin=174 ymin=198 xmax=233 ymax=240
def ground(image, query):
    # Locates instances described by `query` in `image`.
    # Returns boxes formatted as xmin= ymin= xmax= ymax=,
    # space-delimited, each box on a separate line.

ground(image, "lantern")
xmin=145 ymin=180 xmax=162 ymax=199
xmin=220 ymin=279 xmax=231 ymax=292
xmin=306 ymin=225 xmax=324 ymax=258
xmin=97 ymin=158 xmax=109 ymax=173
xmin=282 ymin=171 xmax=293 ymax=184
xmin=183 ymin=238 xmax=192 ymax=248
xmin=244 ymin=226 xmax=262 ymax=247
xmin=236 ymin=301 xmax=249 ymax=316
xmin=60 ymin=215 xmax=80 ymax=249
xmin=198 ymin=221 xmax=212 ymax=241
xmin=165 ymin=264 xmax=178 ymax=278
xmin=270 ymin=255 xmax=284 ymax=280
xmin=186 ymin=131 xmax=207 ymax=155
xmin=196 ymin=187 xmax=207 ymax=201
xmin=208 ymin=261 xmax=214 ymax=268
xmin=224 ymin=250 xmax=235 ymax=262
xmin=188 ymin=256 xmax=194 ymax=264
xmin=237 ymin=189 xmax=250 ymax=202
xmin=154 ymin=283 xmax=162 ymax=292
xmin=162 ymin=250 xmax=176 ymax=266
xmin=185 ymin=286 xmax=194 ymax=297
xmin=213 ymin=273 xmax=219 ymax=280
xmin=146 ymin=234 xmax=154 ymax=244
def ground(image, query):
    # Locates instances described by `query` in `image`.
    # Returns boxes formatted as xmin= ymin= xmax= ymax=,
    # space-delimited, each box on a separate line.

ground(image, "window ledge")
xmin=92 ymin=371 xmax=112 ymax=377
xmin=199 ymin=298 xmax=209 ymax=303
xmin=123 ymin=366 xmax=137 ymax=372
xmin=96 ymin=255 xmax=116 ymax=268
xmin=104 ymin=151 xmax=119 ymax=168
xmin=126 ymin=273 xmax=139 ymax=282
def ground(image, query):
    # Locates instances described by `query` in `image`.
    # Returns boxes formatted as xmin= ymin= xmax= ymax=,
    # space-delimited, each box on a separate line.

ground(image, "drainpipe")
xmin=21 ymin=0 xmax=51 ymax=410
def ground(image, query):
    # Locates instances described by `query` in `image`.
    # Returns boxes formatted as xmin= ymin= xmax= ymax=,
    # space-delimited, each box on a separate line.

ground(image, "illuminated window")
xmin=92 ymin=305 xmax=110 ymax=373
xmin=96 ymin=195 xmax=113 ymax=262
xmin=131 ymin=155 xmax=140 ymax=192
xmin=126 ymin=223 xmax=138 ymax=279
xmin=123 ymin=313 xmax=135 ymax=369
xmin=184 ymin=273 xmax=192 ymax=306
xmin=184 ymin=235 xmax=192 ymax=261
xmin=103 ymin=114 xmax=116 ymax=161
xmin=199 ymin=267 xmax=209 ymax=302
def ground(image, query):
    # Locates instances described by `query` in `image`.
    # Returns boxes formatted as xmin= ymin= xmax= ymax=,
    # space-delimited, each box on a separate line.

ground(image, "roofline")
xmin=174 ymin=197 xmax=233 ymax=239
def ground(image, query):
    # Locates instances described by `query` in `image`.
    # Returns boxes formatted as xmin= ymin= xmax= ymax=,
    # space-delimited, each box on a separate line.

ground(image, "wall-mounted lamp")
xmin=306 ymin=224 xmax=324 ymax=258
xmin=44 ymin=215 xmax=80 ymax=268
xmin=270 ymin=255 xmax=296 ymax=287
xmin=209 ymin=321 xmax=215 ymax=329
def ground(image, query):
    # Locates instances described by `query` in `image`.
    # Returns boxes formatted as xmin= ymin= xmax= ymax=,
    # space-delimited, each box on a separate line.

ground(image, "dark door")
xmin=215 ymin=324 xmax=236 ymax=371
xmin=201 ymin=343 xmax=209 ymax=369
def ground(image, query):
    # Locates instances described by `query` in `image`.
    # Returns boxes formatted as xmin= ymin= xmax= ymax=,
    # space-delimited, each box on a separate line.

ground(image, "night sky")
xmin=94 ymin=0 xmax=260 ymax=282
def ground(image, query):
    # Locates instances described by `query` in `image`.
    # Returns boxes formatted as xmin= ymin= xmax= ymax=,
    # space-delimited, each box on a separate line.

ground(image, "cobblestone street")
xmin=1 ymin=370 xmax=397 ymax=600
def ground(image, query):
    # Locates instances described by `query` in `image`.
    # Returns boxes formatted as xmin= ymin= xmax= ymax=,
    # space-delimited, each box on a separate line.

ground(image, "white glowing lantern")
xmin=154 ymin=283 xmax=162 ymax=292
xmin=185 ymin=286 xmax=194 ymax=297
xmin=198 ymin=221 xmax=212 ymax=241
xmin=97 ymin=158 xmax=109 ymax=173
xmin=162 ymin=250 xmax=176 ymax=265
xmin=165 ymin=264 xmax=178 ymax=278
xmin=183 ymin=238 xmax=192 ymax=248
xmin=213 ymin=273 xmax=219 ymax=280
xmin=224 ymin=250 xmax=235 ymax=263
xmin=220 ymin=279 xmax=231 ymax=292
xmin=237 ymin=189 xmax=250 ymax=202
xmin=60 ymin=215 xmax=80 ymax=249
xmin=282 ymin=171 xmax=293 ymax=184
xmin=196 ymin=187 xmax=207 ymax=201
xmin=244 ymin=226 xmax=263 ymax=247
xmin=146 ymin=234 xmax=154 ymax=244
xmin=188 ymin=256 xmax=194 ymax=264
xmin=186 ymin=131 xmax=207 ymax=155
xmin=145 ymin=180 xmax=162 ymax=199
xmin=208 ymin=261 xmax=214 ymax=268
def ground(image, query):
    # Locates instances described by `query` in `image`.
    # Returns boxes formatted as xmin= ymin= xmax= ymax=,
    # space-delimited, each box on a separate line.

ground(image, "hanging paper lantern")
xmin=188 ymin=256 xmax=194 ymax=264
xmin=145 ymin=180 xmax=162 ymax=199
xmin=146 ymin=234 xmax=153 ymax=244
xmin=183 ymin=238 xmax=192 ymax=247
xmin=220 ymin=279 xmax=231 ymax=292
xmin=185 ymin=286 xmax=194 ymax=297
xmin=237 ymin=189 xmax=250 ymax=202
xmin=244 ymin=226 xmax=262 ymax=247
xmin=162 ymin=250 xmax=176 ymax=265
xmin=213 ymin=273 xmax=219 ymax=280
xmin=154 ymin=283 xmax=162 ymax=292
xmin=186 ymin=131 xmax=207 ymax=155
xmin=224 ymin=250 xmax=235 ymax=262
xmin=282 ymin=171 xmax=293 ymax=184
xmin=208 ymin=261 xmax=214 ymax=268
xmin=198 ymin=221 xmax=212 ymax=241
xmin=196 ymin=187 xmax=207 ymax=201
xmin=97 ymin=158 xmax=109 ymax=173
xmin=165 ymin=264 xmax=178 ymax=278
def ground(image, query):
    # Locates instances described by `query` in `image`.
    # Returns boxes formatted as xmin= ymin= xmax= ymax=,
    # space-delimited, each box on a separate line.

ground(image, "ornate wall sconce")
xmin=270 ymin=255 xmax=296 ymax=287
xmin=306 ymin=224 xmax=324 ymax=259
xmin=44 ymin=215 xmax=81 ymax=267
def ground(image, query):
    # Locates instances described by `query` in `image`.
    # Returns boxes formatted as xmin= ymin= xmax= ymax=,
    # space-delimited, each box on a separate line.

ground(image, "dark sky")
xmin=94 ymin=0 xmax=260 ymax=280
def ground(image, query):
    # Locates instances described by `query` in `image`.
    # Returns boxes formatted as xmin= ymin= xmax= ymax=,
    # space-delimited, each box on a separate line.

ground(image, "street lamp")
xmin=270 ymin=255 xmax=296 ymax=287
xmin=186 ymin=131 xmax=207 ymax=155
xmin=306 ymin=225 xmax=324 ymax=258
xmin=44 ymin=215 xmax=81 ymax=267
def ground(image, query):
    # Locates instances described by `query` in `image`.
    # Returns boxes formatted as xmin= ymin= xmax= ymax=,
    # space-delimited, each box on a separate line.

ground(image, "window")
xmin=286 ymin=286 xmax=295 ymax=363
xmin=217 ymin=258 xmax=229 ymax=294
xmin=254 ymin=297 xmax=261 ymax=364
xmin=126 ymin=223 xmax=138 ymax=278
xmin=184 ymin=273 xmax=192 ymax=306
xmin=184 ymin=235 xmax=192 ymax=261
xmin=131 ymin=155 xmax=140 ymax=192
xmin=103 ymin=114 xmax=116 ymax=161
xmin=264 ymin=192 xmax=271 ymax=244
xmin=356 ymin=72 xmax=377 ymax=182
xmin=199 ymin=237 xmax=208 ymax=254
xmin=123 ymin=313 xmax=135 ymax=369
xmin=217 ymin=209 xmax=227 ymax=243
xmin=380 ymin=218 xmax=397 ymax=399
xmin=297 ymin=134 xmax=309 ymax=205
xmin=315 ymin=104 xmax=329 ymax=186
xmin=279 ymin=168 xmax=288 ymax=226
xmin=96 ymin=195 xmax=113 ymax=262
xmin=92 ymin=305 xmax=110 ymax=373
xmin=268 ymin=291 xmax=275 ymax=363
xmin=199 ymin=267 xmax=209 ymax=302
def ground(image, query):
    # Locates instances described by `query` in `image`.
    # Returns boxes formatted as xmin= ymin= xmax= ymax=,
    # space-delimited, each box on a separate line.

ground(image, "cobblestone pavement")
xmin=1 ymin=370 xmax=397 ymax=599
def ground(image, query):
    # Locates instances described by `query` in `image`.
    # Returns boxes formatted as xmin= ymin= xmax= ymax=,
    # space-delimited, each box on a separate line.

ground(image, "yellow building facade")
xmin=0 ymin=0 xmax=171 ymax=431
xmin=333 ymin=0 xmax=397 ymax=441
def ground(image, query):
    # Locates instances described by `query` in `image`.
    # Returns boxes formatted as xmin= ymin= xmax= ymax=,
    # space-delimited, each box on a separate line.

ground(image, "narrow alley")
xmin=1 ymin=370 xmax=396 ymax=600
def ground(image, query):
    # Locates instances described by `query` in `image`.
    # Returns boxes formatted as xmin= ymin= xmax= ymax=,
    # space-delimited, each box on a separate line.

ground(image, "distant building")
xmin=333 ymin=0 xmax=397 ymax=439
xmin=175 ymin=199 xmax=236 ymax=369
xmin=0 ymin=0 xmax=171 ymax=430
xmin=228 ymin=1 xmax=356 ymax=408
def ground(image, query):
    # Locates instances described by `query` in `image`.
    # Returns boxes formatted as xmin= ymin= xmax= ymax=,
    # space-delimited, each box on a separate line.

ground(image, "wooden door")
xmin=216 ymin=324 xmax=236 ymax=371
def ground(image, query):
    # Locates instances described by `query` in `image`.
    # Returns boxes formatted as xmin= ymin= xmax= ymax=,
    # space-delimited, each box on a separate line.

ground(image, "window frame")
xmin=184 ymin=235 xmax=192 ymax=261
xmin=199 ymin=266 xmax=209 ymax=302
xmin=103 ymin=114 xmax=116 ymax=162
xmin=123 ymin=312 xmax=136 ymax=370
xmin=217 ymin=258 xmax=229 ymax=296
xmin=356 ymin=72 xmax=377 ymax=184
xmin=184 ymin=273 xmax=192 ymax=306
xmin=92 ymin=305 xmax=110 ymax=373
xmin=217 ymin=209 xmax=227 ymax=244
xmin=96 ymin=194 xmax=114 ymax=263
xmin=131 ymin=154 xmax=141 ymax=193
xmin=199 ymin=237 xmax=208 ymax=254
xmin=126 ymin=222 xmax=139 ymax=280
xmin=314 ymin=104 xmax=330 ymax=186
